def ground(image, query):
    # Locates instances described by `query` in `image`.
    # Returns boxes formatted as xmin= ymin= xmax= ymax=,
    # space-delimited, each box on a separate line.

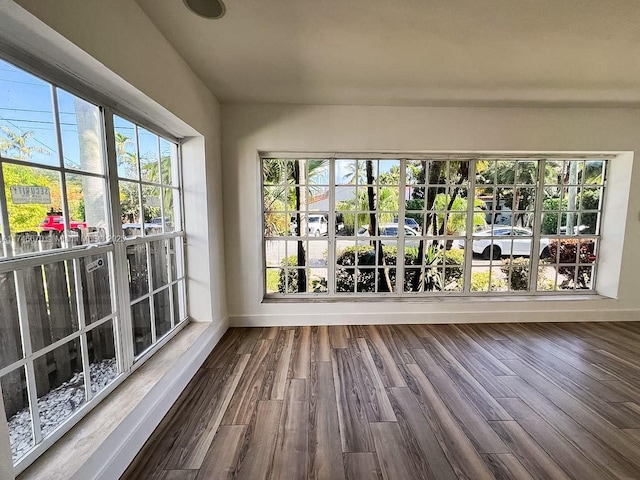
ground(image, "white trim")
xmin=229 ymin=308 xmax=639 ymax=327
xmin=74 ymin=319 xmax=228 ymax=480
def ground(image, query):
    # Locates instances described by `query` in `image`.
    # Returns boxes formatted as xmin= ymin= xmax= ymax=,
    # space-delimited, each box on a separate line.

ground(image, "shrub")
xmin=546 ymin=239 xmax=595 ymax=289
xmin=470 ymin=271 xmax=506 ymax=292
xmin=277 ymin=255 xmax=327 ymax=293
xmin=266 ymin=269 xmax=279 ymax=293
xmin=500 ymin=257 xmax=549 ymax=291
xmin=278 ymin=255 xmax=299 ymax=293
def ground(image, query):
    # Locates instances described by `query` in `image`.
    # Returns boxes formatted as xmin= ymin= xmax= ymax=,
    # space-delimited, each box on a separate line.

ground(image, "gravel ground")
xmin=9 ymin=358 xmax=119 ymax=463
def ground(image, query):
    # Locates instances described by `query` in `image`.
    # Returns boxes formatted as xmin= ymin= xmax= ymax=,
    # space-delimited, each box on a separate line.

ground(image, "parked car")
xmin=41 ymin=213 xmax=87 ymax=232
xmin=458 ymin=226 xmax=550 ymax=259
xmin=290 ymin=213 xmax=339 ymax=236
xmin=393 ymin=216 xmax=420 ymax=231
xmin=357 ymin=223 xmax=421 ymax=247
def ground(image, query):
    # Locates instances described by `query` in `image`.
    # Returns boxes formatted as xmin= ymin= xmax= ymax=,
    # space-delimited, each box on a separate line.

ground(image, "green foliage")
xmin=266 ymin=269 xmax=279 ymax=293
xmin=334 ymin=244 xmax=464 ymax=292
xmin=3 ymin=164 xmax=50 ymax=234
xmin=433 ymin=194 xmax=486 ymax=235
xmin=499 ymin=257 xmax=550 ymax=291
xmin=541 ymin=189 xmax=601 ymax=235
xmin=546 ymin=239 xmax=595 ymax=289
xmin=277 ymin=255 xmax=326 ymax=293
xmin=337 ymin=186 xmax=399 ymax=234
xmin=470 ymin=271 xmax=506 ymax=292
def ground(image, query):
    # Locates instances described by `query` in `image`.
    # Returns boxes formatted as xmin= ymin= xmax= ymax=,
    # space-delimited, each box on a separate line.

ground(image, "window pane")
xmin=113 ymin=116 xmax=138 ymax=180
xmin=127 ymin=243 xmax=149 ymax=300
xmin=159 ymin=138 xmax=178 ymax=186
xmin=142 ymin=185 xmax=162 ymax=235
xmin=56 ymin=89 xmax=105 ymax=174
xmin=150 ymin=240 xmax=169 ymax=290
xmin=162 ymin=187 xmax=179 ymax=232
xmin=19 ymin=261 xmax=78 ymax=352
xmin=4 ymin=165 xmax=61 ymax=247
xmin=138 ymin=128 xmax=159 ymax=183
xmin=0 ymin=59 xmax=58 ymax=166
xmin=154 ymin=289 xmax=171 ymax=339
xmin=132 ymin=298 xmax=152 ymax=356
xmin=79 ymin=253 xmax=113 ymax=325
xmin=34 ymin=338 xmax=84 ymax=440
xmin=3 ymin=366 xmax=31 ymax=464
xmin=0 ymin=272 xmax=22 ymax=369
xmin=86 ymin=320 xmax=119 ymax=396
xmin=66 ymin=173 xmax=108 ymax=244
xmin=120 ymin=181 xmax=141 ymax=236
xmin=172 ymin=283 xmax=183 ymax=325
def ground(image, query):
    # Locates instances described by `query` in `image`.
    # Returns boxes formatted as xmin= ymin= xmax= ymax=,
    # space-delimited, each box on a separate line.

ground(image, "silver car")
xmin=357 ymin=223 xmax=421 ymax=247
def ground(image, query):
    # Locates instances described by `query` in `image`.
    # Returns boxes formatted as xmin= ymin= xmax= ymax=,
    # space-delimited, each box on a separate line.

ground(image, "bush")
xmin=470 ymin=271 xmax=506 ymax=292
xmin=500 ymin=257 xmax=548 ymax=291
xmin=278 ymin=255 xmax=299 ymax=293
xmin=277 ymin=255 xmax=327 ymax=293
xmin=336 ymin=244 xmax=464 ymax=293
xmin=546 ymin=239 xmax=595 ymax=289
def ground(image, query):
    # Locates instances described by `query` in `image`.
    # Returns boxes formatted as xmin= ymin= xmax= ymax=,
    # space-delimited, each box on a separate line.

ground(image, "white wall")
xmin=8 ymin=0 xmax=227 ymax=324
xmin=222 ymin=104 xmax=640 ymax=325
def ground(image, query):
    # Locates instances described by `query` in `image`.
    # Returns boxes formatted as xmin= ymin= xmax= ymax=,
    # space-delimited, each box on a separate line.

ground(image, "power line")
xmin=1 ymin=118 xmax=79 ymax=127
xmin=0 ymin=77 xmax=48 ymax=88
xmin=0 ymin=107 xmax=76 ymax=116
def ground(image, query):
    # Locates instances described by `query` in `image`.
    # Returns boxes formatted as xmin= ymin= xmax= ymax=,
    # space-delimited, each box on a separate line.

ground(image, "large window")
xmin=0 ymin=57 xmax=187 ymax=471
xmin=262 ymin=155 xmax=607 ymax=297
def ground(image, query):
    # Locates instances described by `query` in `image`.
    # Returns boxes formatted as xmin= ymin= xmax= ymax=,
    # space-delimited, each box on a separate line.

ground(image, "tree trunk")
xmin=366 ymin=161 xmax=392 ymax=292
xmin=293 ymin=161 xmax=307 ymax=292
xmin=412 ymin=161 xmax=443 ymax=291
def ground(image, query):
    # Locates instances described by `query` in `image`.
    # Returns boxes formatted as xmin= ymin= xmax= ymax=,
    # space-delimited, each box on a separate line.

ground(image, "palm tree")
xmin=342 ymin=160 xmax=366 ymax=185
xmin=360 ymin=160 xmax=397 ymax=292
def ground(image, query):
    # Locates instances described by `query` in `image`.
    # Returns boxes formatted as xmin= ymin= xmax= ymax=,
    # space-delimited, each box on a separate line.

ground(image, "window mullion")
xmin=14 ymin=269 xmax=43 ymax=444
xmin=0 ymin=157 xmax=13 ymax=257
xmin=72 ymin=257 xmax=93 ymax=402
xmin=462 ymin=160 xmax=477 ymax=294
xmin=146 ymin=244 xmax=157 ymax=344
xmin=327 ymin=160 xmax=336 ymax=294
xmin=50 ymin=86 xmax=71 ymax=247
xmin=104 ymin=108 xmax=133 ymax=372
xmin=529 ymin=159 xmax=546 ymax=294
xmin=397 ymin=159 xmax=406 ymax=295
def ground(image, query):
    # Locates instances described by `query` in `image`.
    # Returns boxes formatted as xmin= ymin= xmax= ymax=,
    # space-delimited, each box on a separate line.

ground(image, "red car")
xmin=40 ymin=214 xmax=87 ymax=232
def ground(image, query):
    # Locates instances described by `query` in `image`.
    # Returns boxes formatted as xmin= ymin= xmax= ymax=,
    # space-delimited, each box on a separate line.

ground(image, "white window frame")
xmin=261 ymin=153 xmax=610 ymax=299
xmin=0 ymin=52 xmax=189 ymax=474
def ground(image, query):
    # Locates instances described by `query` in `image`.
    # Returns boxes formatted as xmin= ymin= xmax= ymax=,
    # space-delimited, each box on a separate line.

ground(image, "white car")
xmin=290 ymin=214 xmax=329 ymax=236
xmin=458 ymin=226 xmax=550 ymax=259
xmin=357 ymin=223 xmax=421 ymax=247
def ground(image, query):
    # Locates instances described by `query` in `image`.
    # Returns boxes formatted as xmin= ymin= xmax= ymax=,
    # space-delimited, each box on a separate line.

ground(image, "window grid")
xmin=262 ymin=156 xmax=607 ymax=298
xmin=0 ymin=57 xmax=187 ymax=471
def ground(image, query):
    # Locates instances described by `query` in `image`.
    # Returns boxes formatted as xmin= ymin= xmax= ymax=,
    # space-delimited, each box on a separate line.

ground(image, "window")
xmin=0 ymin=57 xmax=187 ymax=471
xmin=262 ymin=155 xmax=607 ymax=297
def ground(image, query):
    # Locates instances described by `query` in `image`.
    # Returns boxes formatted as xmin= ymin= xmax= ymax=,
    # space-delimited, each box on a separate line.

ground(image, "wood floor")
xmin=122 ymin=322 xmax=640 ymax=480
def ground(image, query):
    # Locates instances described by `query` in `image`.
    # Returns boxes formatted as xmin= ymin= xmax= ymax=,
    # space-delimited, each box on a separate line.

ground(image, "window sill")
xmin=16 ymin=320 xmax=225 ymax=480
xmin=262 ymin=293 xmax=609 ymax=304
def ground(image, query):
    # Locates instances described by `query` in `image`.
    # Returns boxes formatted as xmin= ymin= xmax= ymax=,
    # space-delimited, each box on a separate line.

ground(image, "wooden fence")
xmin=1 ymin=230 xmax=116 ymax=418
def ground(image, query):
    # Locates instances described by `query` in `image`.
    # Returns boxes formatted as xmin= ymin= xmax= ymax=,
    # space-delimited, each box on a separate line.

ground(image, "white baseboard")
xmin=77 ymin=318 xmax=229 ymax=480
xmin=229 ymin=310 xmax=640 ymax=327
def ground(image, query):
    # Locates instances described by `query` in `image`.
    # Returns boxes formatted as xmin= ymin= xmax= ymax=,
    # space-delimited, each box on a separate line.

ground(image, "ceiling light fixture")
xmin=183 ymin=0 xmax=226 ymax=19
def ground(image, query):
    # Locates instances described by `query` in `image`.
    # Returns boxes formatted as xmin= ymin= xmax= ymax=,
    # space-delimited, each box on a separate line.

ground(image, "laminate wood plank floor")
xmin=122 ymin=322 xmax=640 ymax=480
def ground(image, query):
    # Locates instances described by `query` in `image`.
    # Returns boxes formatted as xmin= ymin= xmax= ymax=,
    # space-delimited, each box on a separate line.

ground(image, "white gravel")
xmin=8 ymin=358 xmax=119 ymax=463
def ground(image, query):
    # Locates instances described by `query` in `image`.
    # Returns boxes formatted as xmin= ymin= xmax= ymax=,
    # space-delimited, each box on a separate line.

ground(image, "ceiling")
xmin=135 ymin=0 xmax=640 ymax=106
